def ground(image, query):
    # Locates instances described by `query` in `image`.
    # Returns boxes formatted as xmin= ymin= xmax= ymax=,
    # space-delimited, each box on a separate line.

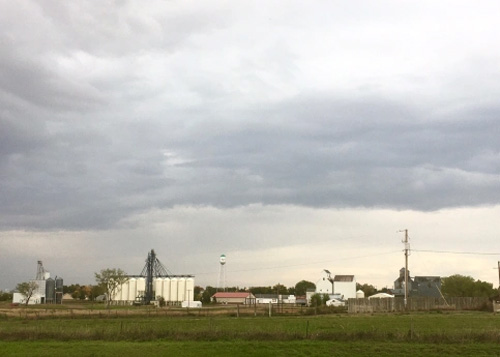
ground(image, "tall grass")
xmin=0 ymin=312 xmax=498 ymax=344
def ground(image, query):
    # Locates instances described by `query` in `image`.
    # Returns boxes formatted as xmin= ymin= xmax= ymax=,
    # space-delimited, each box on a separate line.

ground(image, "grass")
xmin=1 ymin=340 xmax=499 ymax=357
xmin=0 ymin=305 xmax=498 ymax=356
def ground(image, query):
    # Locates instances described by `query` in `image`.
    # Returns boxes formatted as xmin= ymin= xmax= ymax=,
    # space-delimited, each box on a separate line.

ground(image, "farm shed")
xmin=211 ymin=292 xmax=255 ymax=305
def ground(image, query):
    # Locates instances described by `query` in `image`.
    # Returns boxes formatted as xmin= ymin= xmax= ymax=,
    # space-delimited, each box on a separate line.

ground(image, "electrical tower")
xmin=140 ymin=249 xmax=171 ymax=304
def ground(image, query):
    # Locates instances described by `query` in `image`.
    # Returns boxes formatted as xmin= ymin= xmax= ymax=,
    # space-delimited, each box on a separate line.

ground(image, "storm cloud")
xmin=1 ymin=1 xmax=500 ymax=289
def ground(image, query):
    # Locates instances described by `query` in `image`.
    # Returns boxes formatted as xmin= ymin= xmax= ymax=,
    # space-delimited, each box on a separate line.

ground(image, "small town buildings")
xmin=255 ymin=294 xmax=279 ymax=304
xmin=333 ymin=275 xmax=356 ymax=299
xmin=315 ymin=270 xmax=357 ymax=300
xmin=255 ymin=294 xmax=297 ymax=304
xmin=368 ymin=292 xmax=395 ymax=299
xmin=316 ymin=270 xmax=334 ymax=294
xmin=411 ymin=276 xmax=442 ymax=298
xmin=211 ymin=292 xmax=255 ymax=305
xmin=392 ymin=267 xmax=441 ymax=298
xmin=393 ymin=267 xmax=413 ymax=295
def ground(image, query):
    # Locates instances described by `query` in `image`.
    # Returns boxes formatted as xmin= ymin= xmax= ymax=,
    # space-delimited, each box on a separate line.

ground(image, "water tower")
xmin=217 ymin=254 xmax=226 ymax=291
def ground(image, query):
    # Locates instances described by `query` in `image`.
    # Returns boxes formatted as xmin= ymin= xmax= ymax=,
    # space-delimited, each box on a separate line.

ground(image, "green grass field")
xmin=0 ymin=307 xmax=498 ymax=356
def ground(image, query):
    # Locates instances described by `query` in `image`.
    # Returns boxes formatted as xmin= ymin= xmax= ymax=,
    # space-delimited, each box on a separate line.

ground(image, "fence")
xmin=348 ymin=296 xmax=491 ymax=313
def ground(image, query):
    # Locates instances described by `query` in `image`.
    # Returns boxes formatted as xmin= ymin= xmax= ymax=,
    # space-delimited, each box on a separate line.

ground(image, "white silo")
xmin=128 ymin=278 xmax=137 ymax=301
xmin=186 ymin=278 xmax=195 ymax=302
xmin=356 ymin=290 xmax=365 ymax=299
xmin=163 ymin=278 xmax=171 ymax=302
xmin=170 ymin=278 xmax=178 ymax=302
xmin=178 ymin=278 xmax=186 ymax=302
xmin=137 ymin=277 xmax=146 ymax=298
xmin=154 ymin=278 xmax=163 ymax=300
xmin=120 ymin=280 xmax=129 ymax=301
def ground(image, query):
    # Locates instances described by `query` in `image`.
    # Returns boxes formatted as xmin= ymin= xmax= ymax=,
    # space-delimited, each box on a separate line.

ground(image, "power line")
xmin=412 ymin=249 xmax=500 ymax=256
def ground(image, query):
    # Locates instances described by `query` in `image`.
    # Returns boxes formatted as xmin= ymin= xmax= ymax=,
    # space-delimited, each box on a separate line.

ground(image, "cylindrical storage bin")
xmin=186 ymin=278 xmax=195 ymax=302
xmin=154 ymin=278 xmax=163 ymax=300
xmin=128 ymin=278 xmax=137 ymax=301
xmin=163 ymin=278 xmax=171 ymax=302
xmin=137 ymin=278 xmax=146 ymax=298
xmin=177 ymin=278 xmax=186 ymax=302
xmin=120 ymin=280 xmax=129 ymax=301
xmin=170 ymin=278 xmax=178 ymax=302
xmin=55 ymin=277 xmax=64 ymax=291
xmin=45 ymin=278 xmax=55 ymax=302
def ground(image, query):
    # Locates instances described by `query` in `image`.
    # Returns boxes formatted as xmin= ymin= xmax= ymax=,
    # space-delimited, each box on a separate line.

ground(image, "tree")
xmin=356 ymin=283 xmax=377 ymax=297
xmin=249 ymin=286 xmax=273 ymax=295
xmin=90 ymin=284 xmax=105 ymax=301
xmin=94 ymin=268 xmax=129 ymax=307
xmin=441 ymin=274 xmax=496 ymax=298
xmin=310 ymin=293 xmax=329 ymax=306
xmin=0 ymin=291 xmax=13 ymax=301
xmin=272 ymin=283 xmax=289 ymax=295
xmin=16 ymin=281 xmax=39 ymax=305
xmin=201 ymin=286 xmax=217 ymax=304
xmin=294 ymin=280 xmax=316 ymax=296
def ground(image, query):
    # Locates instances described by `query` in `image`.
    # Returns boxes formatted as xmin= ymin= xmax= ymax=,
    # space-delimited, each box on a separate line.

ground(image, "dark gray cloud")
xmin=2 ymin=93 xmax=500 ymax=231
xmin=1 ymin=0 xmax=500 ymax=233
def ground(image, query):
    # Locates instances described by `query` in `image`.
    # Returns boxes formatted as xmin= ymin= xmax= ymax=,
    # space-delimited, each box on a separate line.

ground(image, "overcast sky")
xmin=1 ymin=1 xmax=500 ymax=291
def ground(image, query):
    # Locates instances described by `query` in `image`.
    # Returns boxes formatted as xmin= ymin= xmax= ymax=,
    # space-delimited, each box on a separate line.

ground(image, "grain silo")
xmin=111 ymin=249 xmax=195 ymax=305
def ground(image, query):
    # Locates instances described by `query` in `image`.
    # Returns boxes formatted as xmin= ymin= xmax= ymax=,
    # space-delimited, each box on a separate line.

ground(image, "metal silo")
xmin=170 ymin=278 xmax=178 ymax=302
xmin=120 ymin=280 xmax=129 ymax=301
xmin=186 ymin=278 xmax=195 ymax=302
xmin=178 ymin=278 xmax=186 ymax=302
xmin=45 ymin=278 xmax=55 ymax=303
xmin=137 ymin=277 xmax=146 ymax=301
xmin=154 ymin=278 xmax=163 ymax=300
xmin=163 ymin=278 xmax=171 ymax=302
xmin=55 ymin=277 xmax=63 ymax=304
xmin=128 ymin=278 xmax=137 ymax=301
xmin=55 ymin=277 xmax=63 ymax=291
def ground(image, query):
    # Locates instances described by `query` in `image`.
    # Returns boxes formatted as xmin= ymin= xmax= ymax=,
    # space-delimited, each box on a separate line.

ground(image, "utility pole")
xmin=400 ymin=229 xmax=410 ymax=308
xmin=497 ymin=261 xmax=500 ymax=292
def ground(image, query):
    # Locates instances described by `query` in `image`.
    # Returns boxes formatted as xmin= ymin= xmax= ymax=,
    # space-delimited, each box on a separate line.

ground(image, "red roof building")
xmin=211 ymin=292 xmax=255 ymax=305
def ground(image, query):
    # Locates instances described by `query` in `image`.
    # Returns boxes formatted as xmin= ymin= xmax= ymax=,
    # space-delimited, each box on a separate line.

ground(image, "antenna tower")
xmin=140 ymin=249 xmax=172 ymax=304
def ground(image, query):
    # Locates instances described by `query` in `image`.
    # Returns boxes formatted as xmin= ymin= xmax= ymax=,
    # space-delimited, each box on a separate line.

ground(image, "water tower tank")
xmin=356 ymin=290 xmax=365 ymax=299
xmin=45 ymin=278 xmax=55 ymax=302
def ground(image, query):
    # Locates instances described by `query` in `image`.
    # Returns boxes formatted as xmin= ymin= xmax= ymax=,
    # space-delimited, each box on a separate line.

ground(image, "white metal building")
xmin=333 ymin=275 xmax=356 ymax=299
xmin=316 ymin=269 xmax=334 ymax=294
xmin=315 ymin=270 xmax=357 ymax=300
